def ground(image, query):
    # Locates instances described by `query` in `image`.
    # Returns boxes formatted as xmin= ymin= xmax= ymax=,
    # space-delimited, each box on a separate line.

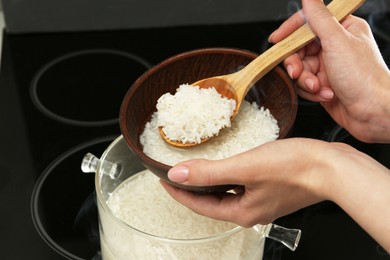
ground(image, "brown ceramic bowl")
xmin=120 ymin=48 xmax=297 ymax=193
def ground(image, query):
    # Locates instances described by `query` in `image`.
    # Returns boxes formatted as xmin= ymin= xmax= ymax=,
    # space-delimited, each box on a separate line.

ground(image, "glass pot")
xmin=82 ymin=135 xmax=301 ymax=260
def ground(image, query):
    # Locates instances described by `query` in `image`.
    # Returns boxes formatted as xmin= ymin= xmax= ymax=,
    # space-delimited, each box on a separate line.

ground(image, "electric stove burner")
xmin=30 ymin=49 xmax=151 ymax=127
xmin=31 ymin=136 xmax=116 ymax=260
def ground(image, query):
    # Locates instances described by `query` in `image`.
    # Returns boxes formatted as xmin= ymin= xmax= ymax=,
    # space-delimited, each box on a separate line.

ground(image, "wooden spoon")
xmin=161 ymin=0 xmax=365 ymax=148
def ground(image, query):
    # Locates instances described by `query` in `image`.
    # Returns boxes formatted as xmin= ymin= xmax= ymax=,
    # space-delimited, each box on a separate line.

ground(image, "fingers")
xmin=167 ymin=156 xmax=251 ymax=187
xmin=284 ymin=52 xmax=320 ymax=89
xmin=269 ymin=0 xmax=348 ymax=44
xmin=296 ymin=85 xmax=334 ymax=102
xmin=296 ymin=70 xmax=320 ymax=93
xmin=268 ymin=9 xmax=305 ymax=43
xmin=160 ymin=180 xmax=239 ymax=222
xmin=294 ymin=68 xmax=334 ymax=102
xmin=283 ymin=53 xmax=303 ymax=79
xmin=282 ymin=44 xmax=330 ymax=100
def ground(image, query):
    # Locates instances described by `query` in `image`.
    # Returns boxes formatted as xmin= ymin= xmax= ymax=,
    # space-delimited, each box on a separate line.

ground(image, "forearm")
xmin=367 ymin=69 xmax=390 ymax=143
xmin=322 ymin=144 xmax=390 ymax=252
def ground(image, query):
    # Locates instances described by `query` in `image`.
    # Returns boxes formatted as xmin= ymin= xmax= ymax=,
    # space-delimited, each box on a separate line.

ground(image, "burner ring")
xmin=30 ymin=49 xmax=152 ymax=127
xmin=326 ymin=125 xmax=351 ymax=142
xmin=31 ymin=135 xmax=116 ymax=259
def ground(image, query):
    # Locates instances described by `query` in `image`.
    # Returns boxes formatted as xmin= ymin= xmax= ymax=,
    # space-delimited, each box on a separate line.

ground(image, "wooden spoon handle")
xmin=235 ymin=0 xmax=366 ymax=97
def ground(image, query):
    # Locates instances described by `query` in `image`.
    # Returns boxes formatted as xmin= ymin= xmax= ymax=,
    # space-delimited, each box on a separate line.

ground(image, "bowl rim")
xmin=120 ymin=47 xmax=297 ymax=176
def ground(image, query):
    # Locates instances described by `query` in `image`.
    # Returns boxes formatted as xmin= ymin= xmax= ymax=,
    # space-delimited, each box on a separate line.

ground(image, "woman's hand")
xmin=162 ymin=138 xmax=336 ymax=227
xmin=161 ymin=138 xmax=390 ymax=251
xmin=268 ymin=0 xmax=390 ymax=143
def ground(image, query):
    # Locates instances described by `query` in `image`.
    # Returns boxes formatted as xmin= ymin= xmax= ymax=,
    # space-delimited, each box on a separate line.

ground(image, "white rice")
xmin=141 ymin=100 xmax=279 ymax=166
xmin=102 ymin=170 xmax=264 ymax=259
xmin=157 ymin=84 xmax=236 ymax=144
xmin=108 ymin=171 xmax=238 ymax=238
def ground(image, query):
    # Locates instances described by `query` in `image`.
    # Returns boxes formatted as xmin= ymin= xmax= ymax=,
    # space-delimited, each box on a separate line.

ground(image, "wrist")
xmin=304 ymin=141 xmax=367 ymax=202
xmin=293 ymin=140 xmax=343 ymax=202
xmin=365 ymin=68 xmax=390 ymax=143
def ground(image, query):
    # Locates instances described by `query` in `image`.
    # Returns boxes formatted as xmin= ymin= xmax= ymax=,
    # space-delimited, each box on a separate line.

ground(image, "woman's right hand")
xmin=268 ymin=0 xmax=390 ymax=143
xmin=162 ymin=138 xmax=390 ymax=252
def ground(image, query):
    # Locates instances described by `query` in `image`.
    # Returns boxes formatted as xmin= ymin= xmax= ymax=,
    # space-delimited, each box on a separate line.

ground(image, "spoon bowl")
xmin=159 ymin=76 xmax=238 ymax=148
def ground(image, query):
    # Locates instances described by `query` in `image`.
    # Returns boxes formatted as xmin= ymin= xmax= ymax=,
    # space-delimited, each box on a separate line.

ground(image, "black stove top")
xmin=0 ymin=16 xmax=389 ymax=260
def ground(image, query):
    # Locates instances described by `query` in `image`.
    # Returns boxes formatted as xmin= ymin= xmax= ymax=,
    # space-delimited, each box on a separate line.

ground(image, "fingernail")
xmin=286 ymin=65 xmax=294 ymax=78
xmin=319 ymin=89 xmax=334 ymax=100
xmin=168 ymin=165 xmax=189 ymax=183
xmin=304 ymin=78 xmax=315 ymax=92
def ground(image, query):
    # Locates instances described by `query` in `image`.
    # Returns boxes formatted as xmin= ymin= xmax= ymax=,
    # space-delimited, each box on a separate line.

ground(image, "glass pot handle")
xmin=81 ymin=153 xmax=100 ymax=173
xmin=81 ymin=153 xmax=121 ymax=179
xmin=264 ymin=223 xmax=301 ymax=251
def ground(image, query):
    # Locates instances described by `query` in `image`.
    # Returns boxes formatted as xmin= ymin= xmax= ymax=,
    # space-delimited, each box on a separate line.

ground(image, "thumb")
xmin=302 ymin=0 xmax=346 ymax=41
xmin=167 ymin=155 xmax=253 ymax=187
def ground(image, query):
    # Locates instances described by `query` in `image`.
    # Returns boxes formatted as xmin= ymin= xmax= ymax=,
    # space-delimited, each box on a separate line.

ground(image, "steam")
xmin=286 ymin=0 xmax=301 ymax=17
xmin=363 ymin=0 xmax=390 ymax=42
xmin=359 ymin=0 xmax=387 ymax=14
